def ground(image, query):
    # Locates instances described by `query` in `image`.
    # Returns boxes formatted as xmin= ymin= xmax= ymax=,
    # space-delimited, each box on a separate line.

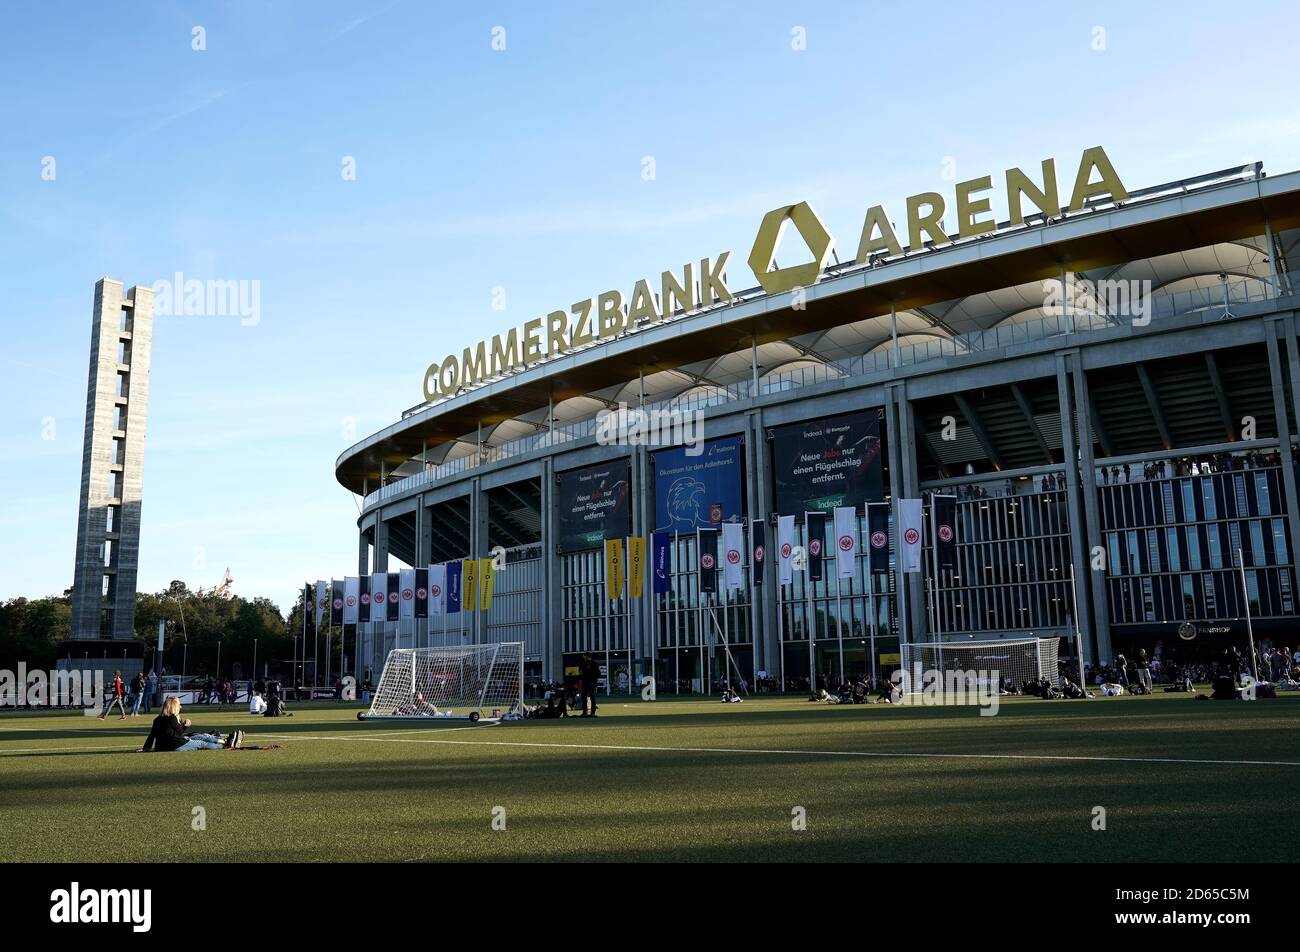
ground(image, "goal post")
xmin=899 ymin=637 xmax=1059 ymax=693
xmin=362 ymin=643 xmax=525 ymax=722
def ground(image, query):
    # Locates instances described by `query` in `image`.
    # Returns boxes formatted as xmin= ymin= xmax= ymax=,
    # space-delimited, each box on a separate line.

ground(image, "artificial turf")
xmin=1 ymin=691 xmax=1297 ymax=862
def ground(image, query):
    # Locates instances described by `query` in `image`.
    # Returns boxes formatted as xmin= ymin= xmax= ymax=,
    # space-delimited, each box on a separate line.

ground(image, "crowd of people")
xmin=1098 ymin=450 xmax=1279 ymax=485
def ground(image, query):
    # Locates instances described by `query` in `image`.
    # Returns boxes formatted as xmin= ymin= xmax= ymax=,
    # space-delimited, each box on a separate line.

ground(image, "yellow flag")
xmin=604 ymin=538 xmax=624 ymax=600
xmin=627 ymin=536 xmax=645 ymax=598
xmin=479 ymin=558 xmax=495 ymax=611
xmin=463 ymin=558 xmax=478 ymax=613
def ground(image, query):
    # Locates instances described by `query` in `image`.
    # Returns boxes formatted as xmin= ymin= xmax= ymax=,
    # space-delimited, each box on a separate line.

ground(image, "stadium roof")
xmin=336 ymin=165 xmax=1300 ymax=494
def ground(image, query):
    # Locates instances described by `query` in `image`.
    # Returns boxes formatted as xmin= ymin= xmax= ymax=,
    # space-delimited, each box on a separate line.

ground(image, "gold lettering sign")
xmin=422 ymin=147 xmax=1125 ymax=401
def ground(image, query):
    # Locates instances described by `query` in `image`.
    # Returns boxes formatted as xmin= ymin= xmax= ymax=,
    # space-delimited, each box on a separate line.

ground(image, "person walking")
xmin=145 ymin=668 xmax=158 ymax=713
xmin=129 ymin=671 xmax=146 ymax=717
xmin=579 ymin=652 xmax=601 ymax=718
xmin=1135 ymin=649 xmax=1153 ymax=693
xmin=98 ymin=670 xmax=129 ymax=720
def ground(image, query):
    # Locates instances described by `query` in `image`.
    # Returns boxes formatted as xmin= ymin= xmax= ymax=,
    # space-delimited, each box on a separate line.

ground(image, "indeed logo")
xmin=50 ymin=882 xmax=151 ymax=933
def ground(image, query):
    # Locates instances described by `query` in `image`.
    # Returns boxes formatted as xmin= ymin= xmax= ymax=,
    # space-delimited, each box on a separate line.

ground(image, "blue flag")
xmin=651 ymin=531 xmax=670 ymax=594
xmin=446 ymin=560 xmax=463 ymax=614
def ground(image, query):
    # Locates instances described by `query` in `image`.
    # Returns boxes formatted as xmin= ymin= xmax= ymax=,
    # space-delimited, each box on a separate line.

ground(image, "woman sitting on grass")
xmin=140 ymin=696 xmax=243 ymax=751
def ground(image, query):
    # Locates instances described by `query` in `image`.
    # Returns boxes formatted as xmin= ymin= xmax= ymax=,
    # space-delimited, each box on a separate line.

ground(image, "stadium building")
xmin=336 ymin=149 xmax=1300 ymax=691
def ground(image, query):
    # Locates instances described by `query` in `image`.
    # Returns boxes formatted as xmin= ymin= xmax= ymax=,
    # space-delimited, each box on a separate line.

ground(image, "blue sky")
xmin=3 ymin=0 xmax=1299 ymax=614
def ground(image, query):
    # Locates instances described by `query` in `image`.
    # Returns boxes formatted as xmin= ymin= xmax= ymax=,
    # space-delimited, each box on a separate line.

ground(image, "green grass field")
xmin=2 ymin=692 xmax=1298 ymax=862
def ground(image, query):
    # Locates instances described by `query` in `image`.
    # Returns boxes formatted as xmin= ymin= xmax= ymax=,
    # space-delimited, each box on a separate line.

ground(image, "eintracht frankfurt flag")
xmin=359 ymin=575 xmax=371 ymax=623
xmin=386 ymin=571 xmax=400 ymax=622
xmin=429 ymin=564 xmax=446 ymax=616
xmin=315 ymin=581 xmax=328 ymax=627
xmin=722 ymin=521 xmax=744 ymax=590
xmin=867 ymin=503 xmax=890 ymax=576
xmin=899 ymin=498 xmax=924 ymax=573
xmin=463 ymin=559 xmax=478 ymax=614
xmin=370 ymin=572 xmax=386 ymax=622
xmin=414 ymin=567 xmax=429 ymax=619
xmin=932 ymin=494 xmax=957 ymax=569
xmin=777 ymin=515 xmax=795 ymax=586
xmin=399 ymin=568 xmax=416 ymax=621
xmin=331 ymin=580 xmax=344 ymax=626
xmin=304 ymin=583 xmax=313 ymax=623
xmin=805 ymin=512 xmax=826 ymax=582
xmin=343 ymin=577 xmax=359 ymax=624
xmin=751 ymin=519 xmax=766 ymax=588
xmin=833 ymin=507 xmax=857 ymax=579
xmin=698 ymin=528 xmax=718 ymax=593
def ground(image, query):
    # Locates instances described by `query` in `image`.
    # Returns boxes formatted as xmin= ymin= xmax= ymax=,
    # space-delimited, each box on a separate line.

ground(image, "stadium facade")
xmin=336 ymin=149 xmax=1300 ymax=690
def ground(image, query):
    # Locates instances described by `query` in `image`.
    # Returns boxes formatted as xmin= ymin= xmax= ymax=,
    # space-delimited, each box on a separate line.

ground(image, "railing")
xmin=362 ymin=277 xmax=1286 ymax=509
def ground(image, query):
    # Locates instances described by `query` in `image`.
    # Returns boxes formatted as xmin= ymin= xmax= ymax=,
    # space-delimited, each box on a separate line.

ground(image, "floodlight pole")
xmin=1237 ymin=548 xmax=1259 ymax=683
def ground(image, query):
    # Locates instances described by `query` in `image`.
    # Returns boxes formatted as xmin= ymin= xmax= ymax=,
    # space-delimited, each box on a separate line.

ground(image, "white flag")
xmin=315 ymin=580 xmax=328 ymax=626
xmin=370 ymin=572 xmax=386 ymax=620
xmin=399 ymin=568 xmax=416 ymax=621
xmin=343 ymin=577 xmax=359 ymax=624
xmin=777 ymin=515 xmax=795 ymax=586
xmin=899 ymin=498 xmax=924 ymax=573
xmin=429 ymin=564 xmax=446 ymax=616
xmin=722 ymin=521 xmax=744 ymax=589
xmin=833 ymin=506 xmax=857 ymax=579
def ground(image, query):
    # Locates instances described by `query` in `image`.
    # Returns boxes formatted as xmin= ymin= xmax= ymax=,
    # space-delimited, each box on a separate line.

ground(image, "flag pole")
xmin=1237 ymin=548 xmax=1259 ymax=683
xmin=626 ymin=538 xmax=633 ymax=695
xmin=803 ymin=512 xmax=815 ymax=695
xmin=696 ymin=529 xmax=705 ymax=695
xmin=749 ymin=518 xmax=760 ymax=691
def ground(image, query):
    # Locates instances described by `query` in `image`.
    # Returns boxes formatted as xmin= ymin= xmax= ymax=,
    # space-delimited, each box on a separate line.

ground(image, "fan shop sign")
xmin=423 ymin=147 xmax=1126 ymax=401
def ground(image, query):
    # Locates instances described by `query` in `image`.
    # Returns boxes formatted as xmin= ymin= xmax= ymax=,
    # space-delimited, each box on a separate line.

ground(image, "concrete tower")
xmin=70 ymin=279 xmax=154 ymax=640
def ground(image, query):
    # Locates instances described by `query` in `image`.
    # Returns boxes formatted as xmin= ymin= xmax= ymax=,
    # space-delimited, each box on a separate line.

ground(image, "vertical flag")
xmin=867 ymin=503 xmax=890 ymax=575
xmin=304 ymin=583 xmax=314 ymax=624
xmin=343 ymin=577 xmax=359 ymax=624
xmin=806 ymin=512 xmax=826 ymax=582
xmin=315 ymin=581 xmax=328 ymax=625
xmin=698 ymin=528 xmax=718 ymax=593
xmin=429 ymin=564 xmax=446 ymax=616
xmin=462 ymin=559 xmax=478 ymax=614
xmin=330 ymin=580 xmax=344 ymax=625
xmin=370 ymin=572 xmax=386 ymax=622
xmin=479 ymin=559 xmax=495 ymax=611
xmin=359 ymin=575 xmax=371 ymax=623
xmin=899 ymin=498 xmax=924 ymax=573
xmin=833 ymin=507 xmax=857 ymax=579
xmin=722 ymin=521 xmax=744 ymax=590
xmin=651 ymin=531 xmax=670 ymax=595
xmin=778 ymin=515 xmax=795 ymax=586
xmin=414 ymin=567 xmax=429 ymax=619
xmin=604 ymin=538 xmax=625 ymax=600
xmin=933 ymin=494 xmax=957 ymax=569
xmin=398 ymin=568 xmax=416 ymax=621
xmin=751 ymin=519 xmax=766 ymax=588
xmin=627 ymin=536 xmax=646 ymax=599
xmin=446 ymin=561 xmax=463 ymax=614
xmin=386 ymin=571 xmax=400 ymax=621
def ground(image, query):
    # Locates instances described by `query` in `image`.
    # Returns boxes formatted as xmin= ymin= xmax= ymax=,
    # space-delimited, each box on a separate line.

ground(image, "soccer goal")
xmin=361 ymin=643 xmax=525 ymax=722
xmin=899 ymin=637 xmax=1059 ymax=692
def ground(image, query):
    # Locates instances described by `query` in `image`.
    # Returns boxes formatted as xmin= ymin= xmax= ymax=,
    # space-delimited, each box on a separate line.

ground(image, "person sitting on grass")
xmin=248 ymin=688 xmax=267 ymax=715
xmin=263 ymin=682 xmax=292 ymax=717
xmin=140 ymin=696 xmax=243 ymax=751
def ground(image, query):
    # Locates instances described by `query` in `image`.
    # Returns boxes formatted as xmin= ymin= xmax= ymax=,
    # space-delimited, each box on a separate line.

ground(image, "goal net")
xmin=363 ymin=643 xmax=524 ymax=722
xmin=899 ymin=637 xmax=1059 ymax=693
